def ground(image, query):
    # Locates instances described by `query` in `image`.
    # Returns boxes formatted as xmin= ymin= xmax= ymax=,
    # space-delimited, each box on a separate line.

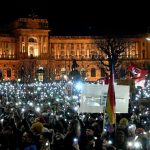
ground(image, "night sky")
xmin=0 ymin=0 xmax=150 ymax=35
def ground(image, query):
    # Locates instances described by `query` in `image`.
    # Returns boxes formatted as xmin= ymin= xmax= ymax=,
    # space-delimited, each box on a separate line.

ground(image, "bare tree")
xmin=96 ymin=37 xmax=133 ymax=77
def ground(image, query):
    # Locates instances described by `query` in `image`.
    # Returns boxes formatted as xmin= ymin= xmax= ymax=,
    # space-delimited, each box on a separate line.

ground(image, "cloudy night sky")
xmin=0 ymin=0 xmax=150 ymax=35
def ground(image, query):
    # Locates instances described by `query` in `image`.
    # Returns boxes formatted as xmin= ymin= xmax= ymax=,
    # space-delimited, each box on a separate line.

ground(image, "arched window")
xmin=91 ymin=68 xmax=96 ymax=77
xmin=28 ymin=37 xmax=38 ymax=57
xmin=7 ymin=68 xmax=11 ymax=78
xmin=28 ymin=38 xmax=37 ymax=43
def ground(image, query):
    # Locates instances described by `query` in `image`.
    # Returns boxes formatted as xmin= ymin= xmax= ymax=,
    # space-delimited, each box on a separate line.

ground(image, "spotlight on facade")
xmin=146 ymin=37 xmax=150 ymax=41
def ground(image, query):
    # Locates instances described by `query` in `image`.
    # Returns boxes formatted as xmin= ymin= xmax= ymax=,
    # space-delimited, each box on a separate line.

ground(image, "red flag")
xmin=127 ymin=63 xmax=149 ymax=85
xmin=106 ymin=69 xmax=115 ymax=125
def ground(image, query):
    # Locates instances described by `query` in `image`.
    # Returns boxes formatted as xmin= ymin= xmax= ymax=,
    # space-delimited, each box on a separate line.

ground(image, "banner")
xmin=79 ymin=83 xmax=129 ymax=113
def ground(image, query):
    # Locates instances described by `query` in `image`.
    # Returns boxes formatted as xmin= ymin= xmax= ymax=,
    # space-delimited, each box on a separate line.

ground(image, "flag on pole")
xmin=106 ymin=66 xmax=116 ymax=125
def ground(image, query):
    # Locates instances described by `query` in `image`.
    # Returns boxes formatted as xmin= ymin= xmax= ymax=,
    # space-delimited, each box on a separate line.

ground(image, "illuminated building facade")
xmin=0 ymin=17 xmax=149 ymax=81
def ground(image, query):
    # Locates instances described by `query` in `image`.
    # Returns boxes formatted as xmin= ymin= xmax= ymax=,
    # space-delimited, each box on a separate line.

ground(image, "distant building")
xmin=0 ymin=17 xmax=149 ymax=81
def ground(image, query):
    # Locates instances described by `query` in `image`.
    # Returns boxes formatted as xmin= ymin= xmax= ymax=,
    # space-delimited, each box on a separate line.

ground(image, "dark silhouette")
xmin=21 ymin=66 xmax=25 ymax=77
xmin=69 ymin=59 xmax=80 ymax=81
xmin=72 ymin=59 xmax=79 ymax=71
xmin=0 ymin=70 xmax=2 ymax=80
xmin=20 ymin=66 xmax=25 ymax=82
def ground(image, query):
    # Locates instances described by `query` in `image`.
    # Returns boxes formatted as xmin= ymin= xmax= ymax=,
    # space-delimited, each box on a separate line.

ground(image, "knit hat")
xmin=31 ymin=122 xmax=43 ymax=133
xmin=119 ymin=118 xmax=128 ymax=127
xmin=135 ymin=128 xmax=144 ymax=134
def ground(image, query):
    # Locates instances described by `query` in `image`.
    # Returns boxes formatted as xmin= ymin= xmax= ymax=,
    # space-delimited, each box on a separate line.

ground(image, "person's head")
xmin=128 ymin=124 xmax=136 ymax=137
xmin=116 ymin=130 xmax=126 ymax=144
xmin=22 ymin=131 xmax=33 ymax=145
xmin=31 ymin=122 xmax=43 ymax=133
xmin=119 ymin=118 xmax=128 ymax=129
xmin=86 ymin=125 xmax=95 ymax=138
xmin=2 ymin=126 xmax=13 ymax=135
xmin=135 ymin=128 xmax=144 ymax=135
xmin=68 ymin=119 xmax=81 ymax=137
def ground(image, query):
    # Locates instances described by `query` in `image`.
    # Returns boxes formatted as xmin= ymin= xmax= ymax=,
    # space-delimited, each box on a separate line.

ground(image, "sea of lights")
xmin=0 ymin=81 xmax=80 ymax=118
xmin=135 ymin=79 xmax=150 ymax=100
xmin=0 ymin=80 xmax=150 ymax=135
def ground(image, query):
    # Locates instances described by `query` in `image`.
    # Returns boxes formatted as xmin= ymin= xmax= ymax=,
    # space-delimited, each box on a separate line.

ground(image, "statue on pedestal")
xmin=69 ymin=59 xmax=80 ymax=81
xmin=71 ymin=59 xmax=79 ymax=71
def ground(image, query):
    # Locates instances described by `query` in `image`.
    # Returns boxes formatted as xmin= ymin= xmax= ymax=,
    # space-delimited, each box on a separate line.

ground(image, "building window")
xmin=81 ymin=50 xmax=85 ymax=56
xmin=76 ymin=44 xmax=80 ymax=49
xmin=86 ymin=44 xmax=90 ymax=49
xmin=71 ymin=43 xmax=74 ymax=50
xmin=51 ymin=43 xmax=54 ymax=49
xmin=91 ymin=68 xmax=96 ymax=77
xmin=6 ymin=43 xmax=8 ymax=48
xmin=81 ymin=43 xmax=84 ymax=49
xmin=66 ymin=44 xmax=71 ymax=50
xmin=7 ymin=68 xmax=11 ymax=78
xmin=5 ymin=50 xmax=9 ymax=57
xmin=60 ymin=51 xmax=65 ymax=59
xmin=61 ymin=43 xmax=64 ymax=49
xmin=70 ymin=51 xmax=75 ymax=58
xmin=29 ymin=47 xmax=34 ymax=57
xmin=43 ymin=46 xmax=47 ymax=53
xmin=22 ymin=42 xmax=25 ymax=52
xmin=28 ymin=38 xmax=37 ymax=43
xmin=0 ymin=69 xmax=2 ymax=79
xmin=91 ymin=51 xmax=98 ymax=60
xmin=101 ymin=68 xmax=106 ymax=77
xmin=142 ymin=49 xmax=145 ymax=59
xmin=143 ymin=42 xmax=145 ymax=47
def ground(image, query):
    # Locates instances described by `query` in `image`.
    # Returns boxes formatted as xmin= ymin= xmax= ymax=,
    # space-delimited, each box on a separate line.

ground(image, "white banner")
xmin=79 ymin=83 xmax=130 ymax=113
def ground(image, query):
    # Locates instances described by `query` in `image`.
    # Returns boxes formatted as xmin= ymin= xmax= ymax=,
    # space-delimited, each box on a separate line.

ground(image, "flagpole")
xmin=105 ymin=60 xmax=116 ymax=143
xmin=112 ymin=62 xmax=116 ymax=141
xmin=101 ymin=106 xmax=109 ymax=139
xmin=114 ymin=108 xmax=117 ymax=143
xmin=106 ymin=65 xmax=116 ymax=124
xmin=102 ymin=106 xmax=106 ymax=132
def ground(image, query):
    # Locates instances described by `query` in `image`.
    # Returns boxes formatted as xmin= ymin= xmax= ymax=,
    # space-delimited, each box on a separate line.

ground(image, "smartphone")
xmin=73 ymin=138 xmax=78 ymax=144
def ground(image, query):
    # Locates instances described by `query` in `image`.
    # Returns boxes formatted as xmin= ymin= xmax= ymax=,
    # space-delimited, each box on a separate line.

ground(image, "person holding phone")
xmin=64 ymin=119 xmax=81 ymax=150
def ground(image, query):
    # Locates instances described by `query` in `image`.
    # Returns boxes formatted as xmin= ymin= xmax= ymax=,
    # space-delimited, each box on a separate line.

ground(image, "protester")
xmin=63 ymin=119 xmax=81 ymax=150
xmin=79 ymin=125 xmax=102 ymax=150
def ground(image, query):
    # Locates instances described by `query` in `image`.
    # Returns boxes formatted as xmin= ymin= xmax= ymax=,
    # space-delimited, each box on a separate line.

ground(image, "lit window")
xmin=7 ymin=68 xmax=11 ymax=78
xmin=91 ymin=68 xmax=96 ymax=77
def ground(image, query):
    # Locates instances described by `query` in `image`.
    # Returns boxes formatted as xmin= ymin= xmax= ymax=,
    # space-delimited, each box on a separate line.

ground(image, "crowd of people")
xmin=0 ymin=107 xmax=103 ymax=150
xmin=0 ymin=81 xmax=150 ymax=150
xmin=0 ymin=105 xmax=150 ymax=150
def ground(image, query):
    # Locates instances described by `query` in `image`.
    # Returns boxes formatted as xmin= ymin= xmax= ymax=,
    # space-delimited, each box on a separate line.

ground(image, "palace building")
xmin=0 ymin=16 xmax=149 ymax=81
